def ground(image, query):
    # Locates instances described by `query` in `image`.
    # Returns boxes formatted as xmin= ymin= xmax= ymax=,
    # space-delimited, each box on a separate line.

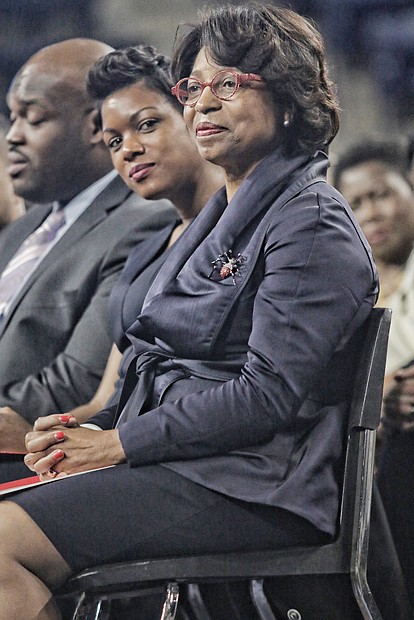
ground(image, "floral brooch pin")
xmin=209 ymin=250 xmax=246 ymax=285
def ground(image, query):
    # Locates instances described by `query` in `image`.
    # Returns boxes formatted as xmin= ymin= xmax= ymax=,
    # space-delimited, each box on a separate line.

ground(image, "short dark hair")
xmin=87 ymin=44 xmax=181 ymax=126
xmin=171 ymin=2 xmax=339 ymax=156
xmin=332 ymin=137 xmax=412 ymax=189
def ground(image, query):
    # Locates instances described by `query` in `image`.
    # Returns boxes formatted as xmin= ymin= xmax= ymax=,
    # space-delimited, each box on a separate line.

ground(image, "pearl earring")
xmin=283 ymin=117 xmax=290 ymax=127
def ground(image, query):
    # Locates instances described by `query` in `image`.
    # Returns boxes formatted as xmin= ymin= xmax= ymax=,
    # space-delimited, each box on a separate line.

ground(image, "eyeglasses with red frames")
xmin=171 ymin=70 xmax=265 ymax=107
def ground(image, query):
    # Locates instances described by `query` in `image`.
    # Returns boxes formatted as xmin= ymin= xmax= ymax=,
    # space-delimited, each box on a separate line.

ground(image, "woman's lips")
xmin=195 ymin=122 xmax=226 ymax=137
xmin=128 ymin=163 xmax=154 ymax=182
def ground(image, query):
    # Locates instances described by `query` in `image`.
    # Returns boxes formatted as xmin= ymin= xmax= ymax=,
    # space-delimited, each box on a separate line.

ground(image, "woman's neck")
xmin=166 ymin=161 xmax=224 ymax=248
xmin=173 ymin=161 xmax=224 ymax=222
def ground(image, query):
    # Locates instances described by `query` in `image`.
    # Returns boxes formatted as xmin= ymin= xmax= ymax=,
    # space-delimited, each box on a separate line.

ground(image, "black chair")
xmin=56 ymin=307 xmax=391 ymax=620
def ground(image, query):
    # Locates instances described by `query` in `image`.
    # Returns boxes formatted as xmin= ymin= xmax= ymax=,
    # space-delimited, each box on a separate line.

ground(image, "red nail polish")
xmin=59 ymin=415 xmax=70 ymax=423
xmin=53 ymin=449 xmax=64 ymax=460
xmin=54 ymin=431 xmax=65 ymax=440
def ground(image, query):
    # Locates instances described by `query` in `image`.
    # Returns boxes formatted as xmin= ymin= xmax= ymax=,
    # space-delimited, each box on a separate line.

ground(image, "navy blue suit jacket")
xmin=95 ymin=150 xmax=378 ymax=536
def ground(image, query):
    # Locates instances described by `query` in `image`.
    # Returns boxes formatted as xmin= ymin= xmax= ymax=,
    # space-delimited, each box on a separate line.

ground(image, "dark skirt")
xmin=9 ymin=462 xmax=327 ymax=573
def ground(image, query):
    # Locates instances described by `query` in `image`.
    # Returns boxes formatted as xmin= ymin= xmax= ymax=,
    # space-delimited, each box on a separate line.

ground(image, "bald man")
xmin=0 ymin=39 xmax=175 ymax=477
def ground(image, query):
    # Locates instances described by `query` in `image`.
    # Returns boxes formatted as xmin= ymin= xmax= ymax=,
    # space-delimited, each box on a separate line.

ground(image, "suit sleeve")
xmin=86 ymin=345 xmax=137 ymax=430
xmin=0 ymin=205 xmax=176 ymax=424
xmin=117 ymin=191 xmax=378 ymax=466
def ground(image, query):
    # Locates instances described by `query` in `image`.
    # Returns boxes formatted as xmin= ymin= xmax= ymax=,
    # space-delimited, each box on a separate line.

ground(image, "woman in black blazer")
xmin=0 ymin=5 xmax=378 ymax=618
xmin=55 ymin=44 xmax=224 ymax=426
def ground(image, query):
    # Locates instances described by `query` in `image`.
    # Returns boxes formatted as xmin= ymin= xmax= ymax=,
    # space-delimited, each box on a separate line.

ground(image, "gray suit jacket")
xmin=0 ymin=174 xmax=176 ymax=423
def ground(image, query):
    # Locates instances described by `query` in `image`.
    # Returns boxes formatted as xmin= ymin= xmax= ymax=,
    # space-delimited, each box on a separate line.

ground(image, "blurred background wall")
xmin=0 ymin=0 xmax=413 ymax=160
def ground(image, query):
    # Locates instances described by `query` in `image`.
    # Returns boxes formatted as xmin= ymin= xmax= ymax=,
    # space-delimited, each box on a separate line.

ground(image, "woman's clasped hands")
xmin=24 ymin=414 xmax=126 ymax=481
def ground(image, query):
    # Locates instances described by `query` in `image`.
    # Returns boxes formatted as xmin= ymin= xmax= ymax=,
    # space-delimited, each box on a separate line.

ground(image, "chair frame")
xmin=56 ymin=307 xmax=391 ymax=620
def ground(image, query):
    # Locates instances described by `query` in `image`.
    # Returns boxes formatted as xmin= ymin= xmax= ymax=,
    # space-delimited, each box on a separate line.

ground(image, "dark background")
xmin=1 ymin=0 xmax=413 ymax=157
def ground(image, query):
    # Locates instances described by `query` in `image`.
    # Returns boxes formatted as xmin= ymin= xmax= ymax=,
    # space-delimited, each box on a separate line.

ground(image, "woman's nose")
xmin=195 ymin=85 xmax=221 ymax=112
xmin=122 ymin=139 xmax=144 ymax=161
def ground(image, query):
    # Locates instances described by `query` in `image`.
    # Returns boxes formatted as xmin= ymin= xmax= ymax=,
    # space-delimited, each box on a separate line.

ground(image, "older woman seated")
xmin=0 ymin=4 xmax=377 ymax=618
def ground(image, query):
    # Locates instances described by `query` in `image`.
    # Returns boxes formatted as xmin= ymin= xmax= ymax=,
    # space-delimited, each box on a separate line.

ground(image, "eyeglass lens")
xmin=180 ymin=71 xmax=239 ymax=105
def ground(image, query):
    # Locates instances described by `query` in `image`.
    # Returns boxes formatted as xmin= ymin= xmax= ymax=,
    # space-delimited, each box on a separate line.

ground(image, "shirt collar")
xmin=52 ymin=169 xmax=119 ymax=225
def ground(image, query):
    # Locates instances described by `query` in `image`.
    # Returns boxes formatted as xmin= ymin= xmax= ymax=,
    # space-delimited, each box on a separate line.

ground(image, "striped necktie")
xmin=0 ymin=208 xmax=66 ymax=316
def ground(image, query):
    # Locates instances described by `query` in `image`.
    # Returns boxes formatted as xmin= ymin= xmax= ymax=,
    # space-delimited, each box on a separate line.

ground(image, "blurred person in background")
xmin=407 ymin=133 xmax=414 ymax=186
xmin=334 ymin=136 xmax=414 ymax=609
xmin=0 ymin=114 xmax=25 ymax=231
xmin=333 ymin=137 xmax=414 ymax=379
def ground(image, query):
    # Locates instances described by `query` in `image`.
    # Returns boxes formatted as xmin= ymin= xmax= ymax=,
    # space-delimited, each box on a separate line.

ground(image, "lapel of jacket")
xmin=127 ymin=150 xmax=328 ymax=357
xmin=39 ymin=175 xmax=130 ymax=265
xmin=142 ymin=187 xmax=229 ymax=306
xmin=143 ymin=148 xmax=314 ymax=309
xmin=1 ymin=175 xmax=131 ymax=328
xmin=119 ymin=222 xmax=178 ymax=288
xmin=0 ymin=203 xmax=52 ymax=274
xmin=0 ymin=203 xmax=52 ymax=337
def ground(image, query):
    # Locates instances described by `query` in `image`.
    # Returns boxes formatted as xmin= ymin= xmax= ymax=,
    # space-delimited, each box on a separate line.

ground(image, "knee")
xmin=0 ymin=501 xmax=31 ymax=558
xmin=0 ymin=500 xmax=71 ymax=591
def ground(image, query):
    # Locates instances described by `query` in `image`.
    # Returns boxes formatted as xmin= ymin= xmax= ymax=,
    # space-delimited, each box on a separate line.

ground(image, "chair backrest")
xmin=347 ymin=307 xmax=392 ymax=433
xmin=339 ymin=306 xmax=391 ymax=515
xmin=337 ymin=307 xmax=391 ymax=562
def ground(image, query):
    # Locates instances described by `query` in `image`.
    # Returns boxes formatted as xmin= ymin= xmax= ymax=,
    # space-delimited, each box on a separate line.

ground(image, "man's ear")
xmin=86 ymin=107 xmax=103 ymax=145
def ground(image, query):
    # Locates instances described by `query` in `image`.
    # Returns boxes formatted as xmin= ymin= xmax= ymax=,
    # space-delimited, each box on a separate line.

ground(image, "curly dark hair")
xmin=171 ymin=3 xmax=340 ymax=156
xmin=87 ymin=44 xmax=181 ymax=126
